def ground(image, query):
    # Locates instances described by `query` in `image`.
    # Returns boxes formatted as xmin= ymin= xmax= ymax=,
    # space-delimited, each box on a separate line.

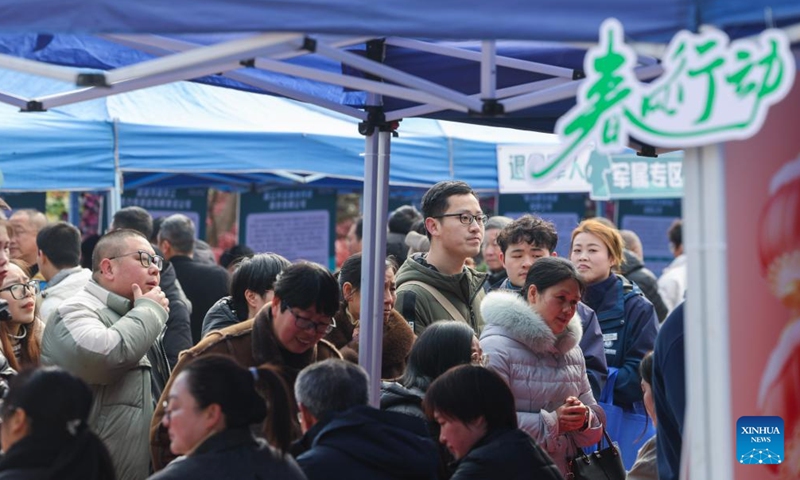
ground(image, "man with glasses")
xmin=396 ymin=181 xmax=488 ymax=335
xmin=41 ymin=229 xmax=170 ymax=480
xmin=149 ymin=261 xmax=342 ymax=472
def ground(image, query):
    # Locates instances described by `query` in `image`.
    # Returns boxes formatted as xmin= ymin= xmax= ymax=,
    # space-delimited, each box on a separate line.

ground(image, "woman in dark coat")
xmin=0 ymin=367 xmax=116 ymax=480
xmin=423 ymin=365 xmax=562 ymax=480
xmin=149 ymin=355 xmax=305 ymax=480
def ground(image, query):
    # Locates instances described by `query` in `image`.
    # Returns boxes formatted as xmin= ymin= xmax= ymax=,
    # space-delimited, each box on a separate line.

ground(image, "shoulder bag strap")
xmin=401 ymin=280 xmax=467 ymax=323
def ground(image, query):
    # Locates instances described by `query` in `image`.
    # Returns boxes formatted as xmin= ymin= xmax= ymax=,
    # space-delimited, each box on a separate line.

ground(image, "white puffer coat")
xmin=480 ymin=291 xmax=603 ymax=475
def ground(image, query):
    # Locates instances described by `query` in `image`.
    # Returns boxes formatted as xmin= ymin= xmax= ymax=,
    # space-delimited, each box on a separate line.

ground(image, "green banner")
xmin=587 ymin=151 xmax=684 ymax=200
xmin=239 ymin=187 xmax=337 ymax=270
xmin=122 ymin=188 xmax=208 ymax=239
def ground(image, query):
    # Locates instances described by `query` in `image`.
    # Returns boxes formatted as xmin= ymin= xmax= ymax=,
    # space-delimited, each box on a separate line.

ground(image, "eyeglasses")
xmin=283 ymin=302 xmax=336 ymax=334
xmin=433 ymin=213 xmax=489 ymax=226
xmin=0 ymin=280 xmax=39 ymax=300
xmin=471 ymin=352 xmax=489 ymax=367
xmin=107 ymin=250 xmax=163 ymax=271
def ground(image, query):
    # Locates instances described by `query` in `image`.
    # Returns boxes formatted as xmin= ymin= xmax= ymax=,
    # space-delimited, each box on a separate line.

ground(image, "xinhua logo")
xmin=736 ymin=416 xmax=784 ymax=465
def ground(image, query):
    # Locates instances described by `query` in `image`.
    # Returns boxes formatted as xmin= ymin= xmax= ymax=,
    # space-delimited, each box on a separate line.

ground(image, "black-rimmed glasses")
xmin=0 ymin=280 xmax=39 ymax=300
xmin=432 ymin=213 xmax=489 ymax=226
xmin=282 ymin=302 xmax=336 ymax=334
xmin=107 ymin=250 xmax=164 ymax=271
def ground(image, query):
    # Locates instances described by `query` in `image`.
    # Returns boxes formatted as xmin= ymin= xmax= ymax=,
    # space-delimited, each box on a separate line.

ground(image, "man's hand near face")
xmin=132 ymin=283 xmax=170 ymax=313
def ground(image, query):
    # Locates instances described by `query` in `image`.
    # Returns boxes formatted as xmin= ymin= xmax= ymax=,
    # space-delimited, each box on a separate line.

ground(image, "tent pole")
xmin=683 ymin=145 xmax=732 ymax=480
xmin=358 ymin=122 xmax=389 ymax=406
xmin=108 ymin=118 xmax=122 ymax=220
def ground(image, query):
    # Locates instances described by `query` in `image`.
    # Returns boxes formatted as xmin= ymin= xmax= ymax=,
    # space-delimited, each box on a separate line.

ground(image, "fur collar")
xmin=480 ymin=290 xmax=582 ymax=354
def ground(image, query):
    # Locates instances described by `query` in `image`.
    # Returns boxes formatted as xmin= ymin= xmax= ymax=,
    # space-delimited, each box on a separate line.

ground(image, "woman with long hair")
xmin=380 ymin=320 xmax=481 ymax=419
xmin=0 ymin=260 xmax=44 ymax=373
xmin=423 ymin=365 xmax=562 ymax=480
xmin=628 ymin=351 xmax=658 ymax=480
xmin=480 ymin=256 xmax=603 ymax=475
xmin=327 ymin=253 xmax=415 ymax=379
xmin=150 ymin=354 xmax=305 ymax=480
xmin=0 ymin=367 xmax=116 ymax=480
xmin=570 ymin=219 xmax=659 ymax=408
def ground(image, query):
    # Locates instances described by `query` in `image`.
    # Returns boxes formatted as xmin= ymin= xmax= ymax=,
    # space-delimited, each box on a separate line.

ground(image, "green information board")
xmin=617 ymin=199 xmax=682 ymax=276
xmin=239 ymin=187 xmax=337 ymax=269
xmin=498 ymin=193 xmax=587 ymax=258
xmin=122 ymin=188 xmax=209 ymax=239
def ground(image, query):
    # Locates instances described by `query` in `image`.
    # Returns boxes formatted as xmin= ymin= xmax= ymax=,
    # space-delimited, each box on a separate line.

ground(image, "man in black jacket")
xmin=620 ymin=229 xmax=669 ymax=322
xmin=158 ymin=213 xmax=230 ymax=344
xmin=293 ymin=359 xmax=439 ymax=480
xmin=111 ymin=207 xmax=192 ymax=368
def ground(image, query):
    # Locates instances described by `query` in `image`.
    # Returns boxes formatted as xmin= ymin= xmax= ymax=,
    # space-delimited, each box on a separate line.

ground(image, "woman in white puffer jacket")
xmin=480 ymin=256 xmax=603 ymax=476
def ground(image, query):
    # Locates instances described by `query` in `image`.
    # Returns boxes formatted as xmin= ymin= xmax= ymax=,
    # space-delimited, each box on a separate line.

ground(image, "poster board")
xmin=498 ymin=192 xmax=587 ymax=258
xmin=122 ymin=188 xmax=208 ymax=239
xmin=239 ymin=187 xmax=337 ymax=269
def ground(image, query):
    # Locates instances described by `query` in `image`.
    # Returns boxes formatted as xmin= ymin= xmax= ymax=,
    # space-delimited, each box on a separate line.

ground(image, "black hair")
xmin=496 ymin=214 xmax=558 ymax=255
xmin=337 ymin=253 xmax=398 ymax=312
xmin=668 ymin=219 xmax=683 ymax=249
xmin=423 ymin=365 xmax=517 ymax=430
xmin=112 ymin=206 xmax=153 ymax=239
xmin=399 ymin=320 xmax=475 ymax=391
xmin=80 ymin=234 xmax=100 ymax=270
xmin=639 ymin=351 xmax=654 ymax=386
xmin=0 ymin=367 xmax=116 ymax=480
xmin=388 ymin=205 xmax=423 ymax=234
xmin=230 ymin=253 xmax=291 ymax=321
xmin=421 ymin=181 xmax=477 ymax=239
xmin=274 ymin=261 xmax=339 ymax=317
xmin=410 ymin=218 xmax=427 ymax=236
xmin=181 ymin=355 xmax=293 ymax=454
xmin=36 ymin=222 xmax=81 ymax=269
xmin=219 ymin=244 xmax=256 ymax=270
xmin=522 ymin=256 xmax=585 ymax=298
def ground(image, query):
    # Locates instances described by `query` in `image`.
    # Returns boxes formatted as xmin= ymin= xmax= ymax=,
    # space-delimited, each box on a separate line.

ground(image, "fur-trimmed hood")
xmin=480 ymin=290 xmax=582 ymax=355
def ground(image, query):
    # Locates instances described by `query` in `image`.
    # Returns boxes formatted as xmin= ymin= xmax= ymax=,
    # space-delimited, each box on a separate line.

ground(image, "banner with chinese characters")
xmin=543 ymin=18 xmax=795 ymax=187
xmin=496 ymin=144 xmax=591 ymax=194
xmin=587 ymin=151 xmax=683 ymax=200
xmin=239 ymin=187 xmax=337 ymax=269
xmin=122 ymin=188 xmax=209 ymax=239
xmin=498 ymin=193 xmax=587 ymax=258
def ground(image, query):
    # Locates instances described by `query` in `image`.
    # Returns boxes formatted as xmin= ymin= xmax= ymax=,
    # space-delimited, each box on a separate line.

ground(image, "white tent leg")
xmin=359 ymin=126 xmax=390 ymax=406
xmin=683 ymin=145 xmax=732 ymax=480
xmin=108 ymin=118 xmax=123 ymax=220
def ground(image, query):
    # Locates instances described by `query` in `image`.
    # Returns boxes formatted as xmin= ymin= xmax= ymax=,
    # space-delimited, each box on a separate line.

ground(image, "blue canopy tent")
xmin=0 ymin=5 xmax=797 ymax=477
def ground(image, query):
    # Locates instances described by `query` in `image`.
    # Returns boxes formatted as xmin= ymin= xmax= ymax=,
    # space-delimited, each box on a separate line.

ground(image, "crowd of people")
xmin=0 ymin=181 xmax=687 ymax=480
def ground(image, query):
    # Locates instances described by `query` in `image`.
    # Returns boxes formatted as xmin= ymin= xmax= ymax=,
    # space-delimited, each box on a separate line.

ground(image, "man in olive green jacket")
xmin=42 ymin=229 xmax=170 ymax=480
xmin=396 ymin=181 xmax=487 ymax=335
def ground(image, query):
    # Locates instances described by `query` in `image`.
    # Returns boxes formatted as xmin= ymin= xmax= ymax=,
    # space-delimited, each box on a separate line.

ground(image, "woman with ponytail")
xmin=150 ymin=354 xmax=305 ymax=479
xmin=0 ymin=367 xmax=116 ymax=480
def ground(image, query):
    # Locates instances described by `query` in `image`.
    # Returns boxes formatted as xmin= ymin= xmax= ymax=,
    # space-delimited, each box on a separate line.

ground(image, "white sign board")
xmin=497 ymin=144 xmax=591 ymax=193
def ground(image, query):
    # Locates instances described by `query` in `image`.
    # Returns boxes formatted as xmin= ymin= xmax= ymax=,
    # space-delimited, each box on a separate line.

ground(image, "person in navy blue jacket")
xmin=293 ymin=359 xmax=439 ymax=480
xmin=652 ymin=301 xmax=685 ymax=480
xmin=570 ymin=219 xmax=659 ymax=408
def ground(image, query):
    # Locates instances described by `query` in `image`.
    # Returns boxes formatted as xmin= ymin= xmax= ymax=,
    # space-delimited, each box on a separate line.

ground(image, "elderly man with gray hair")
xmin=293 ymin=359 xmax=439 ymax=480
xmin=158 ymin=214 xmax=229 ymax=344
